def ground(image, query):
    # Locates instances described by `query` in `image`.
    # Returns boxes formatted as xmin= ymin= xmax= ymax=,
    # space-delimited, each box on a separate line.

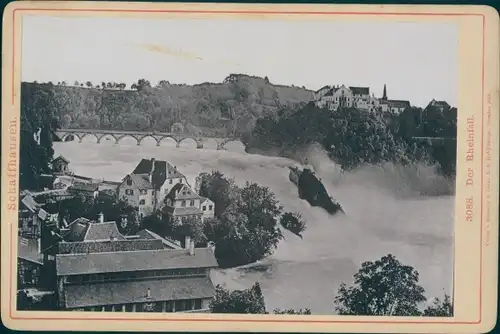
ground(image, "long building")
xmin=55 ymin=218 xmax=219 ymax=312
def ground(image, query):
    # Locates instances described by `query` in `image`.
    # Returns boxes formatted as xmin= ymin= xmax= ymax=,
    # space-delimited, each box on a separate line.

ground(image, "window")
xmin=126 ymin=179 xmax=132 ymax=186
xmin=189 ymin=200 xmax=194 ymax=206
xmin=125 ymin=304 xmax=134 ymax=312
xmin=202 ymin=206 xmax=206 ymax=211
xmin=139 ymin=199 xmax=146 ymax=205
xmin=125 ymin=189 xmax=134 ymax=196
xmin=209 ymin=205 xmax=213 ymax=211
xmin=169 ymin=179 xmax=173 ymax=184
xmin=179 ymin=179 xmax=182 ymax=183
xmin=141 ymin=190 xmax=147 ymax=195
xmin=181 ymin=201 xmax=186 ymax=207
xmin=182 ymin=191 xmax=186 ymax=195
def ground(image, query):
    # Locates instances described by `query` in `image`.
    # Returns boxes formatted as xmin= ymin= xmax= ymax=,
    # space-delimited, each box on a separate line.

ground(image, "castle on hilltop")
xmin=313 ymin=84 xmax=410 ymax=114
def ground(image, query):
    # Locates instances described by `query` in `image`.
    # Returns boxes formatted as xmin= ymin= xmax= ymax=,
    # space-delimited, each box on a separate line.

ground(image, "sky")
xmin=21 ymin=15 xmax=458 ymax=107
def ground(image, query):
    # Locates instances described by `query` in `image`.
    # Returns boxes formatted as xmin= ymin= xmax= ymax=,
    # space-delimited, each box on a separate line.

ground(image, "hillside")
xmin=22 ymin=74 xmax=313 ymax=137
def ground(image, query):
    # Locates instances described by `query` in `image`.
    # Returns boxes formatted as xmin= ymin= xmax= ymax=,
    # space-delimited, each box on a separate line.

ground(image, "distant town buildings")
xmin=313 ymin=84 xmax=411 ymax=114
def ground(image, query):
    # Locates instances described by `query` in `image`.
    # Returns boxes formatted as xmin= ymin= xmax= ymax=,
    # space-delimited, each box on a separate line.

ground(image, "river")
xmin=54 ymin=136 xmax=455 ymax=314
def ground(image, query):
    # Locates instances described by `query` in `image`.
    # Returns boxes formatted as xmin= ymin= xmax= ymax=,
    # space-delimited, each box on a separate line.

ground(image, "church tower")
xmin=382 ymin=84 xmax=387 ymax=100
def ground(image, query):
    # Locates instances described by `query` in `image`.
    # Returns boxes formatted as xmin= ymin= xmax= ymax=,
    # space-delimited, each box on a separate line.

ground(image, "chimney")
xmin=98 ymin=212 xmax=104 ymax=223
xmin=189 ymin=240 xmax=195 ymax=256
xmin=185 ymin=236 xmax=191 ymax=250
xmin=149 ymin=158 xmax=155 ymax=184
xmin=146 ymin=288 xmax=151 ymax=299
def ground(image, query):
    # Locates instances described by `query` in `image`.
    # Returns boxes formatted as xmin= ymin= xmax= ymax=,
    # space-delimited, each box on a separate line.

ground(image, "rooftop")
xmin=83 ymin=221 xmax=127 ymax=241
xmin=136 ymin=229 xmax=182 ymax=249
xmin=165 ymin=184 xmax=202 ymax=202
xmin=349 ymin=86 xmax=370 ymax=96
xmin=122 ymin=174 xmax=152 ymax=191
xmin=58 ymin=239 xmax=164 ymax=254
xmin=53 ymin=155 xmax=70 ymax=164
xmin=56 ymin=248 xmax=218 ymax=276
xmin=132 ymin=158 xmax=186 ymax=190
xmin=63 ymin=276 xmax=216 ymax=308
xmin=18 ymin=238 xmax=43 ymax=265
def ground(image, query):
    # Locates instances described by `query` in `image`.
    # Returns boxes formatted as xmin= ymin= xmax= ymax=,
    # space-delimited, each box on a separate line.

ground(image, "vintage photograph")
xmin=16 ymin=13 xmax=458 ymax=316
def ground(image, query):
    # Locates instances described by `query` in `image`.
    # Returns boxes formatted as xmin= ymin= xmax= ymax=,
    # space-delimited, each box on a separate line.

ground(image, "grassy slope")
xmin=27 ymin=74 xmax=313 ymax=137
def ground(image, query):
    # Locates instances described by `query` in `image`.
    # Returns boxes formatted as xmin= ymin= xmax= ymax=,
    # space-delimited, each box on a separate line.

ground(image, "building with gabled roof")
xmin=313 ymin=84 xmax=379 ymax=112
xmin=162 ymin=184 xmax=205 ymax=223
xmin=52 ymin=155 xmax=70 ymax=174
xmin=118 ymin=158 xmax=189 ymax=218
xmin=55 ymin=240 xmax=219 ymax=312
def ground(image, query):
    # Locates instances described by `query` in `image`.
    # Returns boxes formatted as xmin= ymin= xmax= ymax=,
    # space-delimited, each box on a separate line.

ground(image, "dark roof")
xmin=53 ymin=155 xmax=70 ymax=164
xmin=121 ymin=174 xmax=152 ymax=190
xmin=63 ymin=276 xmax=216 ymax=308
xmin=69 ymin=182 xmax=99 ymax=193
xmin=314 ymin=85 xmax=330 ymax=93
xmin=428 ymin=99 xmax=451 ymax=109
xmin=165 ymin=184 xmax=201 ymax=202
xmin=132 ymin=159 xmax=185 ymax=189
xmin=62 ymin=218 xmax=91 ymax=242
xmin=349 ymin=86 xmax=370 ymax=95
xmin=58 ymin=239 xmax=164 ymax=254
xmin=83 ymin=222 xmax=127 ymax=241
xmin=56 ymin=248 xmax=219 ymax=276
xmin=380 ymin=99 xmax=411 ymax=108
xmin=18 ymin=238 xmax=43 ymax=265
xmin=163 ymin=206 xmax=204 ymax=217
xmin=136 ymin=230 xmax=182 ymax=249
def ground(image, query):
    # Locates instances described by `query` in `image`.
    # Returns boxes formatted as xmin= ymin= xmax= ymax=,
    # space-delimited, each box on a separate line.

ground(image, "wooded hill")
xmin=23 ymin=74 xmax=313 ymax=138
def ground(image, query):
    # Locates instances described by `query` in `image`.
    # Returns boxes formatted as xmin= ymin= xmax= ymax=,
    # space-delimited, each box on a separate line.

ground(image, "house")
xmin=314 ymin=85 xmax=379 ymax=112
xmin=425 ymin=99 xmax=452 ymax=112
xmin=52 ymin=155 xmax=70 ymax=174
xmin=19 ymin=193 xmax=42 ymax=238
xmin=117 ymin=158 xmax=189 ymax=217
xmin=117 ymin=174 xmax=156 ymax=217
xmin=200 ymin=197 xmax=215 ymax=221
xmin=379 ymin=99 xmax=411 ymax=114
xmin=312 ymin=85 xmax=331 ymax=100
xmin=18 ymin=237 xmax=43 ymax=289
xmin=163 ymin=183 xmax=204 ymax=223
xmin=55 ymin=237 xmax=219 ymax=312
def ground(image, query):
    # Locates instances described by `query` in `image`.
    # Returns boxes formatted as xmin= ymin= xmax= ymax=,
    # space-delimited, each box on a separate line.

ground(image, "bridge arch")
xmin=219 ymin=139 xmax=245 ymax=151
xmin=138 ymin=135 xmax=160 ymax=146
xmin=116 ymin=134 xmax=140 ymax=145
xmin=60 ymin=133 xmax=79 ymax=142
xmin=79 ymin=132 xmax=100 ymax=143
xmin=96 ymin=133 xmax=118 ymax=144
xmin=178 ymin=137 xmax=198 ymax=149
xmin=158 ymin=135 xmax=180 ymax=147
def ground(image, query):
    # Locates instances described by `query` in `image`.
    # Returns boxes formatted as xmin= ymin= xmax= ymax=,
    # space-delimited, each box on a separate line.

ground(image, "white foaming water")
xmin=54 ymin=138 xmax=454 ymax=314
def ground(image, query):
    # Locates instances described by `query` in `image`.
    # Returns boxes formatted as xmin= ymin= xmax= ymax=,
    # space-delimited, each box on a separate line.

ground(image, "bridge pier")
xmin=196 ymin=143 xmax=204 ymax=149
xmin=156 ymin=142 xmax=160 ymax=147
xmin=176 ymin=142 xmax=180 ymax=148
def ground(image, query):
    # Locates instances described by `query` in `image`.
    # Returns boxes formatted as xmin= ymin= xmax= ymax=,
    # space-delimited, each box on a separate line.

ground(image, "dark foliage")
xmin=20 ymin=82 xmax=61 ymax=190
xmin=280 ymin=212 xmax=307 ymax=238
xmin=333 ymin=254 xmax=427 ymax=316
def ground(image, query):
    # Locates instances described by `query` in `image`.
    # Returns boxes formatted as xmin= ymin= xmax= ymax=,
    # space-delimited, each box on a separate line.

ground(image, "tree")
xmin=171 ymin=215 xmax=207 ymax=246
xmin=20 ymin=83 xmax=60 ymax=190
xmin=333 ymin=254 xmax=427 ymax=316
xmin=210 ymin=283 xmax=267 ymax=314
xmin=273 ymin=308 xmax=311 ymax=315
xmin=196 ymin=171 xmax=236 ymax=218
xmin=280 ymin=212 xmax=306 ymax=238
xmin=86 ymin=81 xmax=93 ymax=88
xmin=423 ymin=294 xmax=453 ymax=317
xmin=74 ymin=80 xmax=79 ymax=86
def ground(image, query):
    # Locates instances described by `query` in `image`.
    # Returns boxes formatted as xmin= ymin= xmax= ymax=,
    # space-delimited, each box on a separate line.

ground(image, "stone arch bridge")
xmin=55 ymin=129 xmax=242 ymax=150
